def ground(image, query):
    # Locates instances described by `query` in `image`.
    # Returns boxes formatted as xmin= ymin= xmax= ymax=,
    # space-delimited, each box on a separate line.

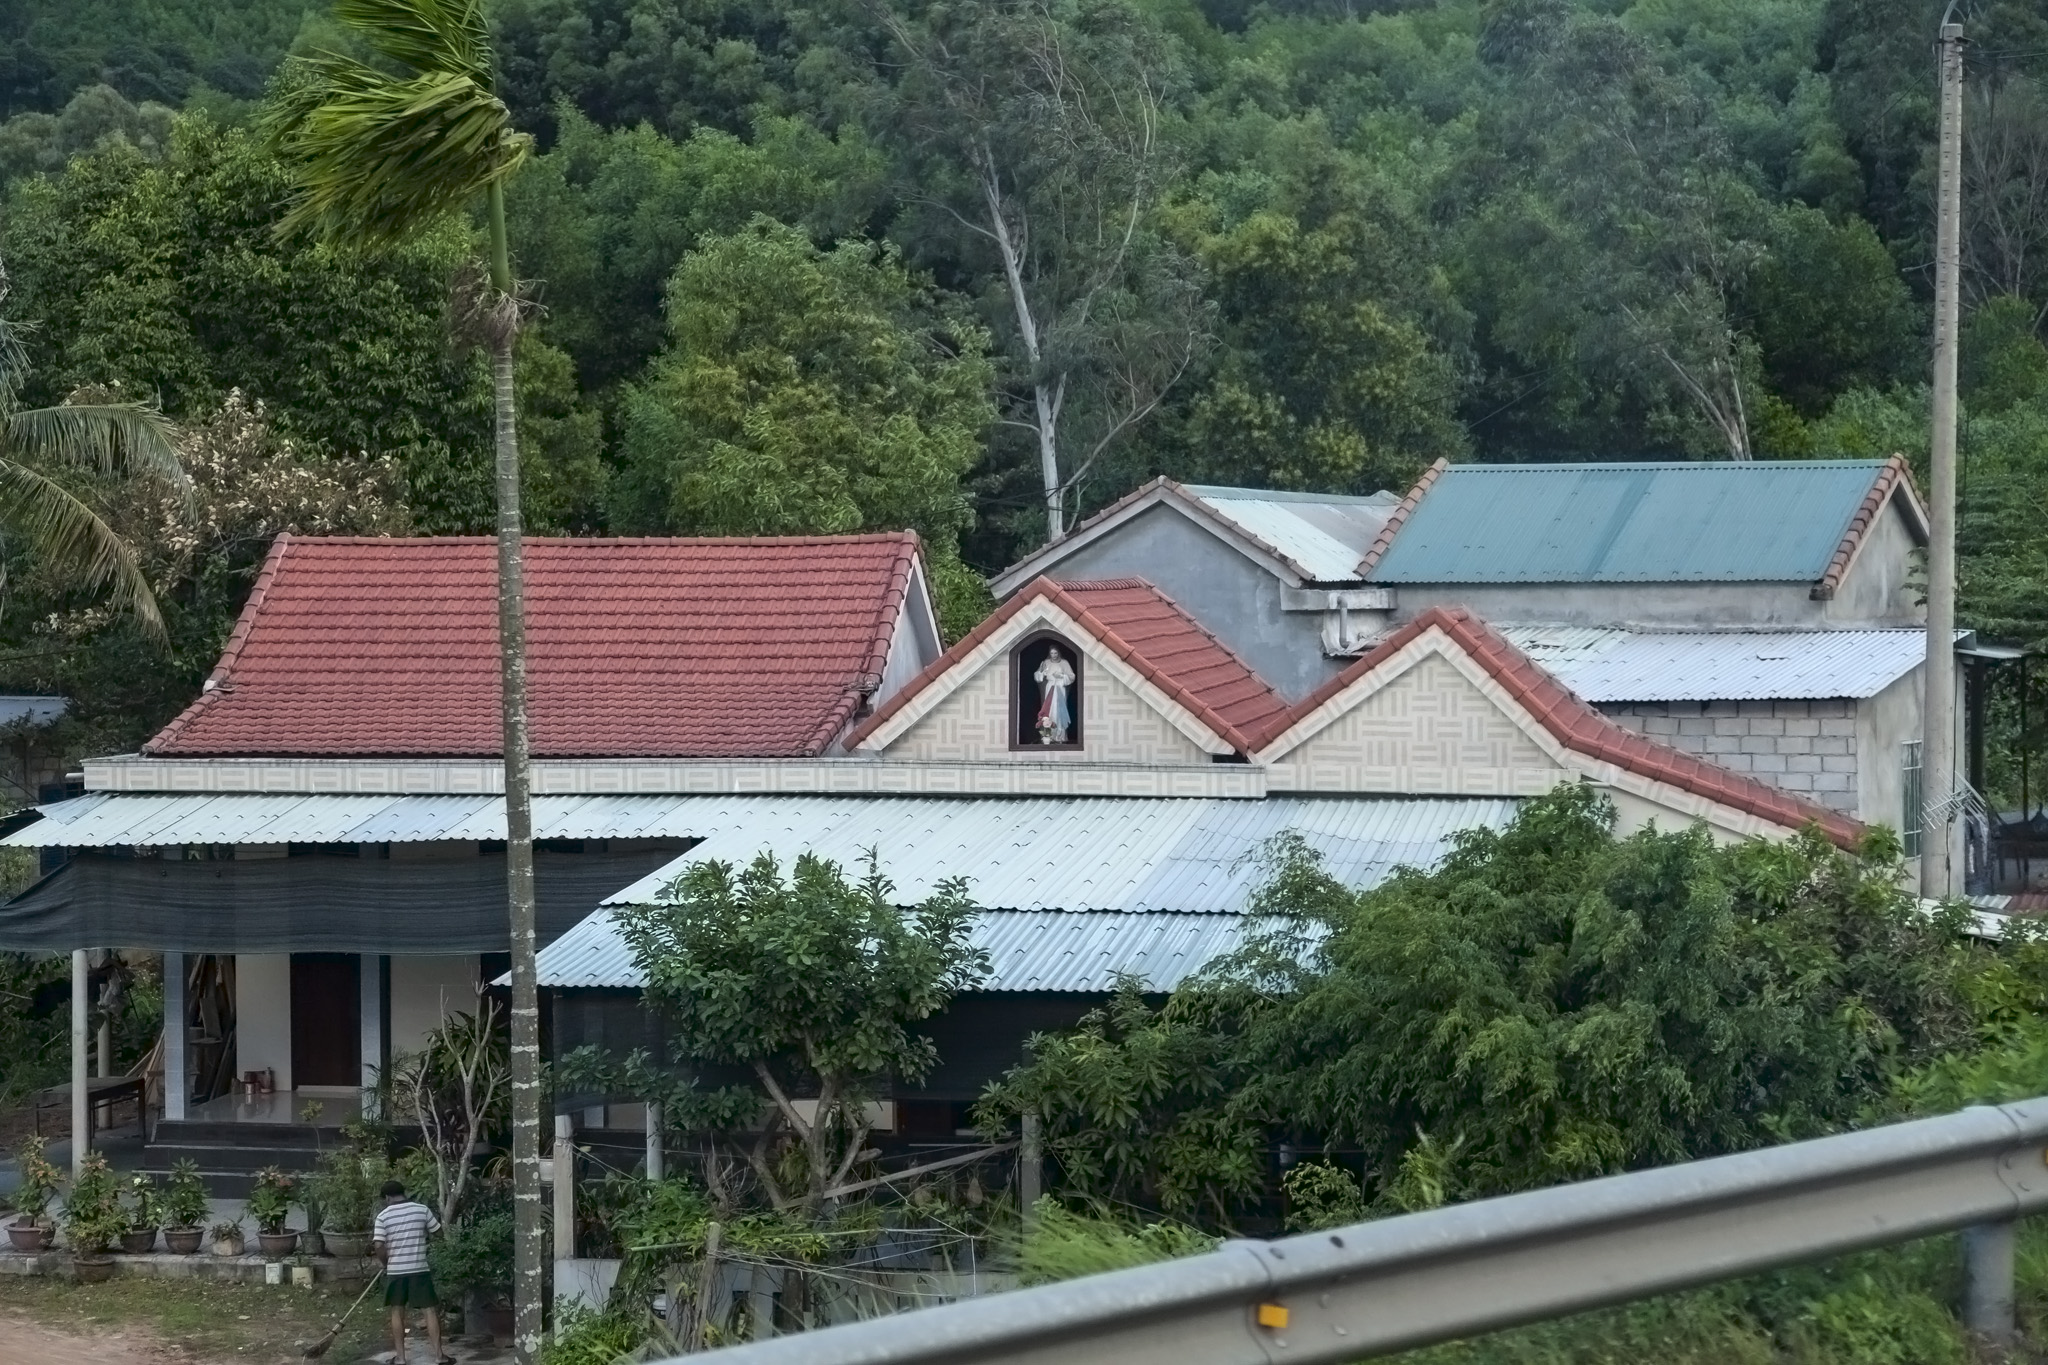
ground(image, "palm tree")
xmin=261 ymin=3 xmax=546 ymax=1355
xmin=0 ymin=262 xmax=184 ymax=636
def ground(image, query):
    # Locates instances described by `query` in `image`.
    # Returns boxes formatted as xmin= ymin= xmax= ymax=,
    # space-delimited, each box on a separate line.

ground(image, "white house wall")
xmin=389 ymin=955 xmax=482 ymax=1056
xmin=1265 ymin=653 xmax=1566 ymax=795
xmin=236 ymin=953 xmax=292 ymax=1092
xmin=884 ymin=653 xmax=1213 ymax=766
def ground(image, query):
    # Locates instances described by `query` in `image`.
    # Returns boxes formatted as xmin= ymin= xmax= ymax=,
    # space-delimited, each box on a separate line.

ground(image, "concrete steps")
xmin=142 ymin=1119 xmax=348 ymax=1199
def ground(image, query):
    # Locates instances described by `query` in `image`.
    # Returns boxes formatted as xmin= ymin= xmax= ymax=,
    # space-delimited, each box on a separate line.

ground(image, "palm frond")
xmin=334 ymin=0 xmax=491 ymax=82
xmin=0 ymin=459 xmax=165 ymax=639
xmin=6 ymin=402 xmax=187 ymax=491
xmin=266 ymin=59 xmax=528 ymax=244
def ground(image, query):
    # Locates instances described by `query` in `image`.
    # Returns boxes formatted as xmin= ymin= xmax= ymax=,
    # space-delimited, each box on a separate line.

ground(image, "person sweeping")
xmin=373 ymin=1181 xmax=452 ymax=1365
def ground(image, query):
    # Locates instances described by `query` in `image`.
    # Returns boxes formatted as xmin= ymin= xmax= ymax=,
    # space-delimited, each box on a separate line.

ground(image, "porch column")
xmin=360 ymin=954 xmax=383 ymax=1119
xmin=71 ymin=948 xmax=88 ymax=1177
xmin=163 ymin=952 xmax=187 ymax=1122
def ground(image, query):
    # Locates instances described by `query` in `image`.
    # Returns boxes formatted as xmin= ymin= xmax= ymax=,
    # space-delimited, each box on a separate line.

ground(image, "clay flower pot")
xmin=72 ymin=1254 xmax=117 ymax=1284
xmin=164 ymin=1227 xmax=203 ymax=1255
xmin=322 ymin=1231 xmax=369 ymax=1258
xmin=257 ymin=1229 xmax=298 ymax=1259
xmin=213 ymin=1234 xmax=245 ymax=1258
xmin=7 ymin=1221 xmax=50 ymax=1253
xmin=298 ymin=1229 xmax=325 ymax=1257
xmin=119 ymin=1228 xmax=158 ymax=1255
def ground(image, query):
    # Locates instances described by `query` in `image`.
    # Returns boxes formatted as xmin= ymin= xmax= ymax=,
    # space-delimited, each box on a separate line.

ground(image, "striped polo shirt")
xmin=373 ymin=1199 xmax=441 ymax=1275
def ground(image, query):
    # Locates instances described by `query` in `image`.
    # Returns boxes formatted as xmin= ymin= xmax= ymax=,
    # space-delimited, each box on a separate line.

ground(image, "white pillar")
xmin=71 ymin=949 xmax=89 ymax=1178
xmin=553 ymin=1114 xmax=576 ymax=1260
xmin=360 ymin=954 xmax=382 ymax=1119
xmin=645 ymin=1104 xmax=663 ymax=1182
xmin=163 ymin=952 xmax=187 ymax=1123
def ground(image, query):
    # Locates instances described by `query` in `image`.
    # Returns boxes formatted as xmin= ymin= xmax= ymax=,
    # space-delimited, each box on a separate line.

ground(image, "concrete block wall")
xmin=1598 ymin=699 xmax=1860 ymax=817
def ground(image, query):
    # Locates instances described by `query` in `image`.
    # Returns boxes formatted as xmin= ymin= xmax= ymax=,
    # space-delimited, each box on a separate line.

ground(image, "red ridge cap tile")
xmin=1250 ymin=605 xmax=1865 ymax=850
xmin=1357 ymin=457 xmax=1448 ymax=577
xmin=1811 ymin=455 xmax=1926 ymax=601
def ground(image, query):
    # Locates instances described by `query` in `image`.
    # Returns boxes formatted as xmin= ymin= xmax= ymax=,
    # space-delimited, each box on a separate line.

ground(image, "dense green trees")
xmin=9 ymin=0 xmax=2048 ymax=783
xmin=980 ymin=788 xmax=1980 ymax=1223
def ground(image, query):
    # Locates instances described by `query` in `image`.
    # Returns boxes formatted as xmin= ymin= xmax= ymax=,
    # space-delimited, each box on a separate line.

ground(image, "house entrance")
xmin=290 ymin=954 xmax=360 ymax=1088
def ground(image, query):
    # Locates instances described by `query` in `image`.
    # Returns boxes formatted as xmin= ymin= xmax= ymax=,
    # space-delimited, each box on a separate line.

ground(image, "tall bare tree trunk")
xmin=486 ymin=181 xmax=546 ymax=1365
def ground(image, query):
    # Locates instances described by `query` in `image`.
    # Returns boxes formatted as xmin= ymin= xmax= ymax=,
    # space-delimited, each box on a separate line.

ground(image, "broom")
xmin=304 ymin=1270 xmax=383 ymax=1358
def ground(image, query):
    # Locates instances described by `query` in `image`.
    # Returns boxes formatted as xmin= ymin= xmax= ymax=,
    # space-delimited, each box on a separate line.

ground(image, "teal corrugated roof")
xmin=1369 ymin=461 xmax=1893 ymax=584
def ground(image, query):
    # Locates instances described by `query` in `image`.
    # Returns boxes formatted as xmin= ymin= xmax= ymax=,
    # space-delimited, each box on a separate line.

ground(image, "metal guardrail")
xmin=670 ymin=1098 xmax=2048 ymax=1365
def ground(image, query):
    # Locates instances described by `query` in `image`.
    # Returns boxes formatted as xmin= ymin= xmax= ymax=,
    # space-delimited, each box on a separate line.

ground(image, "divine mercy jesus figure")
xmin=1034 ymin=647 xmax=1076 ymax=744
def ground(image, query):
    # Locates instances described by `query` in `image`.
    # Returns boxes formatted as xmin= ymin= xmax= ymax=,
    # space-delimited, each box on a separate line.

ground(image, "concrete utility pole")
xmin=70 ymin=948 xmax=88 ymax=1178
xmin=1923 ymin=20 xmax=1964 ymax=901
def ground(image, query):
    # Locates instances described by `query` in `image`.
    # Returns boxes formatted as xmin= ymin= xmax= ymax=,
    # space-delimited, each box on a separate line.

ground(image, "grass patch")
xmin=0 ymin=1274 xmax=389 ymax=1363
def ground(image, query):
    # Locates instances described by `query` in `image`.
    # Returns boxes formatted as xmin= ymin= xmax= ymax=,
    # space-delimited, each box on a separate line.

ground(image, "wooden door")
xmin=290 ymin=954 xmax=361 ymax=1088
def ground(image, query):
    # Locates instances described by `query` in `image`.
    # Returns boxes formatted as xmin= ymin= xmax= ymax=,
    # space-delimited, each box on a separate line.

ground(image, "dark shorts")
xmin=385 ymin=1271 xmax=439 ymax=1309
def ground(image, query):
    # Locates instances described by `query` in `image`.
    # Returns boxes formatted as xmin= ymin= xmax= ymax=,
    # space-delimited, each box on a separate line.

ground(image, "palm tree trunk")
xmin=486 ymin=180 xmax=546 ymax=1365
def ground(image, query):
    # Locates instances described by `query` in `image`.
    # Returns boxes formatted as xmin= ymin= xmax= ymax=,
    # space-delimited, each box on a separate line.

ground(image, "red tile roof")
xmin=1811 ymin=454 xmax=1928 ymax=600
xmin=1355 ymin=456 xmax=1447 ymax=576
xmin=845 ymin=576 xmax=1289 ymax=754
xmin=1248 ymin=606 xmax=1865 ymax=848
xmin=146 ymin=533 xmax=926 ymax=759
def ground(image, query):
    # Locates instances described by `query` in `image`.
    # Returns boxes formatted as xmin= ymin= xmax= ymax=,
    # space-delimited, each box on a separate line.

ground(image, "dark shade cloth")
xmin=0 ymin=848 xmax=674 ymax=953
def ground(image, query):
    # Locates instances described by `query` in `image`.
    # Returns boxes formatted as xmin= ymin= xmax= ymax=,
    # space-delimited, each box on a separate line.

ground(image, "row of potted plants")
xmin=7 ymin=1133 xmax=389 ymax=1272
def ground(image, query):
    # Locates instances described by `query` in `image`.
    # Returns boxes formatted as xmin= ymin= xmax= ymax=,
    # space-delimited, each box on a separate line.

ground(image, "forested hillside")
xmin=3 ymin=0 xmax=2048 ymax=789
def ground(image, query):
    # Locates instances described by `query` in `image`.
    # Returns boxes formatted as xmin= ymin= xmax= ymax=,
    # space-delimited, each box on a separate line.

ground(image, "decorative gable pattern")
xmin=1264 ymin=652 xmax=1564 ymax=795
xmin=848 ymin=577 xmax=1287 ymax=762
xmin=1251 ymin=608 xmax=1865 ymax=849
xmin=880 ymin=650 xmax=1212 ymax=765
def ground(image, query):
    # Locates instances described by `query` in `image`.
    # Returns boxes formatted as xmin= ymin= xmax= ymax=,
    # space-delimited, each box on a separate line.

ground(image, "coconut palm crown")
xmin=0 ymin=267 xmax=184 ymax=638
xmin=261 ymin=0 xmax=530 ymax=279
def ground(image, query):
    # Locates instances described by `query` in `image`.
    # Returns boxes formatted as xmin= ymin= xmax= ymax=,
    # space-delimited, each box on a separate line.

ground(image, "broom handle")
xmin=332 ymin=1270 xmax=384 ymax=1332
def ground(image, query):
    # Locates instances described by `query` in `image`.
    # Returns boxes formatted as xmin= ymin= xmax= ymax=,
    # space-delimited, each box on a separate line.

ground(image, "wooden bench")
xmin=33 ymin=1076 xmax=147 ymax=1140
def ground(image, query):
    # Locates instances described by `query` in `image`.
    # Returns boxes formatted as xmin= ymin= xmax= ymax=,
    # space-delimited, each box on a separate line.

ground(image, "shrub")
xmin=160 ymin=1158 xmax=209 ymax=1229
xmin=62 ymin=1153 xmax=126 ymax=1253
xmin=245 ymin=1166 xmax=294 ymax=1234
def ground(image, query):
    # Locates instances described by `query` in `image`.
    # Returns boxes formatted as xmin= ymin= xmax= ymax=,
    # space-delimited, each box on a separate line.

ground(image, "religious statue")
xmin=1034 ymin=646 xmax=1076 ymax=744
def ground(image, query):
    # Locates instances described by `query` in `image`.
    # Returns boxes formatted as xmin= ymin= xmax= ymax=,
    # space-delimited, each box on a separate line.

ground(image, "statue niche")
xmin=1012 ymin=634 xmax=1082 ymax=749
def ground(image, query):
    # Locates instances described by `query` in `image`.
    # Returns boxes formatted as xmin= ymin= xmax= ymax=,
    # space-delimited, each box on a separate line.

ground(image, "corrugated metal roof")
xmin=538 ymin=795 xmax=1509 ymax=990
xmin=1495 ymin=627 xmax=1938 ymax=701
xmin=595 ymin=795 xmax=1517 ymax=910
xmin=1369 ymin=461 xmax=1892 ymax=584
xmin=539 ymin=908 xmax=1303 ymax=993
xmin=1184 ymin=486 xmax=1397 ymax=583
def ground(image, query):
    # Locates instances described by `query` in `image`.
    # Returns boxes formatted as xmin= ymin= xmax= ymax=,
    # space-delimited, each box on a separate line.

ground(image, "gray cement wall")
xmin=1597 ymin=699 xmax=1863 ymax=818
xmin=1829 ymin=510 xmax=1923 ymax=626
xmin=1392 ymin=582 xmax=1851 ymax=629
xmin=1032 ymin=504 xmax=1340 ymax=699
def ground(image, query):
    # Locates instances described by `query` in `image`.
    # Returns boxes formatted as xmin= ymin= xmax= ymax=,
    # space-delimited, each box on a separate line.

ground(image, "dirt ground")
xmin=0 ymin=1277 xmax=389 ymax=1365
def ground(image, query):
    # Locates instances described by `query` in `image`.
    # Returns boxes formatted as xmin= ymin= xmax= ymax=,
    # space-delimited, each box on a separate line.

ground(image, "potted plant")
xmin=160 ymin=1160 xmax=209 ymax=1254
xmin=7 ymin=1135 xmax=60 ymax=1251
xmin=297 ymin=1180 xmax=326 ymax=1257
xmin=310 ymin=1140 xmax=380 ymax=1259
xmin=61 ymin=1153 xmax=125 ymax=1282
xmin=209 ymin=1219 xmax=245 ymax=1257
xmin=246 ymin=1166 xmax=297 ymax=1257
xmin=119 ymin=1173 xmax=160 ymax=1254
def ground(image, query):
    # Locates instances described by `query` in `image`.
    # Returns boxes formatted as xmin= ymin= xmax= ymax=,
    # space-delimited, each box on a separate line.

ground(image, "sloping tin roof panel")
xmin=538 ymin=908 xmax=1298 ymax=993
xmin=1183 ymin=487 xmax=1397 ymax=583
xmin=595 ymin=795 xmax=1518 ymax=910
xmin=1369 ymin=461 xmax=1892 ymax=584
xmin=1494 ymin=627 xmax=1936 ymax=701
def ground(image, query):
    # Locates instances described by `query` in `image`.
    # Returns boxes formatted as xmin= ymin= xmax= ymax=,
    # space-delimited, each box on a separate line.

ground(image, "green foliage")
xmin=0 ymin=954 xmax=66 ymax=1107
xmin=11 ymin=1133 xmax=61 ymax=1224
xmin=1012 ymin=1199 xmax=1218 ymax=1285
xmin=61 ymin=1151 xmax=127 ymax=1252
xmin=432 ymin=1199 xmax=514 ymax=1300
xmin=600 ymin=851 xmax=986 ymax=1213
xmin=987 ymin=787 xmax=1976 ymax=1225
xmin=610 ymin=217 xmax=993 ymax=557
xmin=537 ymin=1304 xmax=650 ymax=1365
xmin=159 ymin=1158 xmax=210 ymax=1230
xmin=245 ymin=1165 xmax=296 ymax=1234
xmin=1279 ymin=1160 xmax=1365 ymax=1232
xmin=123 ymin=1173 xmax=161 ymax=1230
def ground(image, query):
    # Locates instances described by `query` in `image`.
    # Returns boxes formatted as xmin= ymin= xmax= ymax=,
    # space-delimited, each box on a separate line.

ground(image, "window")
xmin=1012 ymin=634 xmax=1082 ymax=750
xmin=1901 ymin=740 xmax=1923 ymax=857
